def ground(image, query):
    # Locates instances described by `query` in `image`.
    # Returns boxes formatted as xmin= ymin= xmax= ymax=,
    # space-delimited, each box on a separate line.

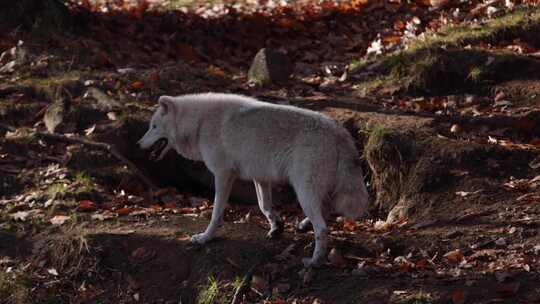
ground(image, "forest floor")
xmin=1 ymin=1 xmax=540 ymax=303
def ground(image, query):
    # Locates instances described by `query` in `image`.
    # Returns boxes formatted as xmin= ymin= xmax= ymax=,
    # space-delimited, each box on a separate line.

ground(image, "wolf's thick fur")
xmin=138 ymin=93 xmax=369 ymax=267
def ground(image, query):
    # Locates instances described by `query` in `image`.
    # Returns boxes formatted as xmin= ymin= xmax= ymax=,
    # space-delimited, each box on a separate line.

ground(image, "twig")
xmin=0 ymin=123 xmax=157 ymax=190
xmin=231 ymin=265 xmax=256 ymax=304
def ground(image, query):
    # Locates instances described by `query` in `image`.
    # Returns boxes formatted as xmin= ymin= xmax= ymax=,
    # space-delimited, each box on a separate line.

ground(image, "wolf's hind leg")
xmin=254 ymin=180 xmax=283 ymax=239
xmin=191 ymin=171 xmax=235 ymax=244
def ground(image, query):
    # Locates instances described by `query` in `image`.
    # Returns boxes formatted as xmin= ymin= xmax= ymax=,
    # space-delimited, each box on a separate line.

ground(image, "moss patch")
xmin=351 ymin=7 xmax=540 ymax=95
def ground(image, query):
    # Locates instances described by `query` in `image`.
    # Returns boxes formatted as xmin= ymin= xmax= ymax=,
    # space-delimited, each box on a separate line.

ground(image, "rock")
xmin=248 ymin=48 xmax=292 ymax=85
xmin=495 ymin=237 xmax=507 ymax=246
xmin=450 ymin=124 xmax=461 ymax=134
xmin=44 ymin=88 xmax=71 ymax=133
xmin=83 ymin=87 xmax=122 ymax=112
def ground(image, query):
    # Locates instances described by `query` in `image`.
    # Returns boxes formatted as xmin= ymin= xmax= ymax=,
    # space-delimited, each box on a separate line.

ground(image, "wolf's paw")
xmin=302 ymin=256 xmax=326 ymax=268
xmin=191 ymin=233 xmax=212 ymax=244
xmin=296 ymin=218 xmax=312 ymax=232
xmin=266 ymin=221 xmax=284 ymax=240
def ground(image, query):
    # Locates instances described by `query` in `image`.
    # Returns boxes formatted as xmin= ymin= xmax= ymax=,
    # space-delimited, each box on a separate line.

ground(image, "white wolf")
xmin=138 ymin=93 xmax=369 ymax=267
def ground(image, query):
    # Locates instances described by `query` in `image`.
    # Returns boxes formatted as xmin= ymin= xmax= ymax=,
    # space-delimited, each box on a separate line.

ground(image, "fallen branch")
xmin=231 ymin=265 xmax=256 ymax=304
xmin=0 ymin=122 xmax=158 ymax=190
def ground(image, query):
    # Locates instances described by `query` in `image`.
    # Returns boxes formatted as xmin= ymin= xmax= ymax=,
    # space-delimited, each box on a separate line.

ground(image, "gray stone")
xmin=248 ymin=48 xmax=292 ymax=85
xmin=83 ymin=87 xmax=121 ymax=112
xmin=44 ymin=88 xmax=71 ymax=133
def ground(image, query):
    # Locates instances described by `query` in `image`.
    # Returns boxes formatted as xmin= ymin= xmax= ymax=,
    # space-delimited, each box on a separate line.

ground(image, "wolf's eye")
xmin=152 ymin=124 xmax=157 ymax=129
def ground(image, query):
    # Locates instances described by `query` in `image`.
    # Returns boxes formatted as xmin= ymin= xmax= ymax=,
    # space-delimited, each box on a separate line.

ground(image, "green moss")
xmin=351 ymin=7 xmax=540 ymax=95
xmin=22 ymin=70 xmax=83 ymax=88
xmin=408 ymin=7 xmax=540 ymax=51
xmin=46 ymin=183 xmax=68 ymax=199
xmin=468 ymin=66 xmax=486 ymax=83
xmin=73 ymin=171 xmax=94 ymax=193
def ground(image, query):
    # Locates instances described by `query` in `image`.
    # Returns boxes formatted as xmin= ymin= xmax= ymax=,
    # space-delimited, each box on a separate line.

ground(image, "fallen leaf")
xmin=131 ymin=247 xmax=156 ymax=263
xmin=116 ymin=207 xmax=131 ymax=216
xmin=10 ymin=211 xmax=30 ymax=221
xmin=91 ymin=212 xmax=115 ymax=221
xmin=342 ymin=219 xmax=357 ymax=232
xmin=444 ymin=249 xmax=464 ymax=263
xmin=84 ymin=124 xmax=96 ymax=136
xmin=452 ymin=289 xmax=466 ymax=304
xmin=373 ymin=219 xmax=392 ymax=231
xmin=50 ymin=215 xmax=70 ymax=225
xmin=47 ymin=268 xmax=59 ymax=276
xmin=78 ymin=200 xmax=96 ymax=212
xmin=130 ymin=81 xmax=144 ymax=90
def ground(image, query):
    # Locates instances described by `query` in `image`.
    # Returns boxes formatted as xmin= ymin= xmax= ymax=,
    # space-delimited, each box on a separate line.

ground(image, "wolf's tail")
xmin=332 ymin=132 xmax=369 ymax=220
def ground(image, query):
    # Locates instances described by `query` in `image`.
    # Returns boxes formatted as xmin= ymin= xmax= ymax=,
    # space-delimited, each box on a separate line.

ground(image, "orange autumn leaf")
xmin=78 ymin=200 xmax=96 ymax=212
xmin=342 ymin=219 xmax=358 ymax=232
xmin=207 ymin=65 xmax=227 ymax=78
xmin=444 ymin=249 xmax=464 ymax=263
xmin=179 ymin=207 xmax=197 ymax=214
xmin=131 ymin=81 xmax=144 ymax=89
xmin=383 ymin=35 xmax=401 ymax=44
xmin=116 ymin=207 xmax=131 ymax=216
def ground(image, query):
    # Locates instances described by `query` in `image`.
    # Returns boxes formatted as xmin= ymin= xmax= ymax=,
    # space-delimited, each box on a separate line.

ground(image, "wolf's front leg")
xmin=191 ymin=171 xmax=235 ymax=244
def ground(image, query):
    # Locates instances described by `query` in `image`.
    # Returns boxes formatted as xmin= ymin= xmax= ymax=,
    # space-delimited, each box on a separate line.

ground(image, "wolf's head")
xmin=137 ymin=96 xmax=174 ymax=161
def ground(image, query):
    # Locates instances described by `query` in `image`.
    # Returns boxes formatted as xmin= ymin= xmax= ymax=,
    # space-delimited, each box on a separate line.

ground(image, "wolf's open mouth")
xmin=149 ymin=138 xmax=168 ymax=161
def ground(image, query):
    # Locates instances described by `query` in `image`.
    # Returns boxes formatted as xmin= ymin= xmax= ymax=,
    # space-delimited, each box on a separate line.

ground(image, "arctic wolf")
xmin=138 ymin=93 xmax=369 ymax=267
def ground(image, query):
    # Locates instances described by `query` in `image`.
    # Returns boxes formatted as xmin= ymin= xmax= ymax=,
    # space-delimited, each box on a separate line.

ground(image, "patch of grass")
xmin=351 ymin=7 xmax=540 ymax=95
xmin=23 ymin=70 xmax=83 ymax=87
xmin=409 ymin=7 xmax=540 ymax=51
xmin=46 ymin=183 xmax=68 ymax=199
xmin=363 ymin=125 xmax=389 ymax=154
xmin=397 ymin=292 xmax=436 ymax=304
xmin=73 ymin=171 xmax=94 ymax=193
xmin=468 ymin=65 xmax=486 ymax=83
xmin=197 ymin=276 xmax=220 ymax=304
xmin=353 ymin=76 xmax=389 ymax=93
xmin=349 ymin=57 xmax=369 ymax=71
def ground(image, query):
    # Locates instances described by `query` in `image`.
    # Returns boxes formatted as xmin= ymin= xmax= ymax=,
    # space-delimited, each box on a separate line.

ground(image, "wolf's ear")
xmin=158 ymin=96 xmax=174 ymax=115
